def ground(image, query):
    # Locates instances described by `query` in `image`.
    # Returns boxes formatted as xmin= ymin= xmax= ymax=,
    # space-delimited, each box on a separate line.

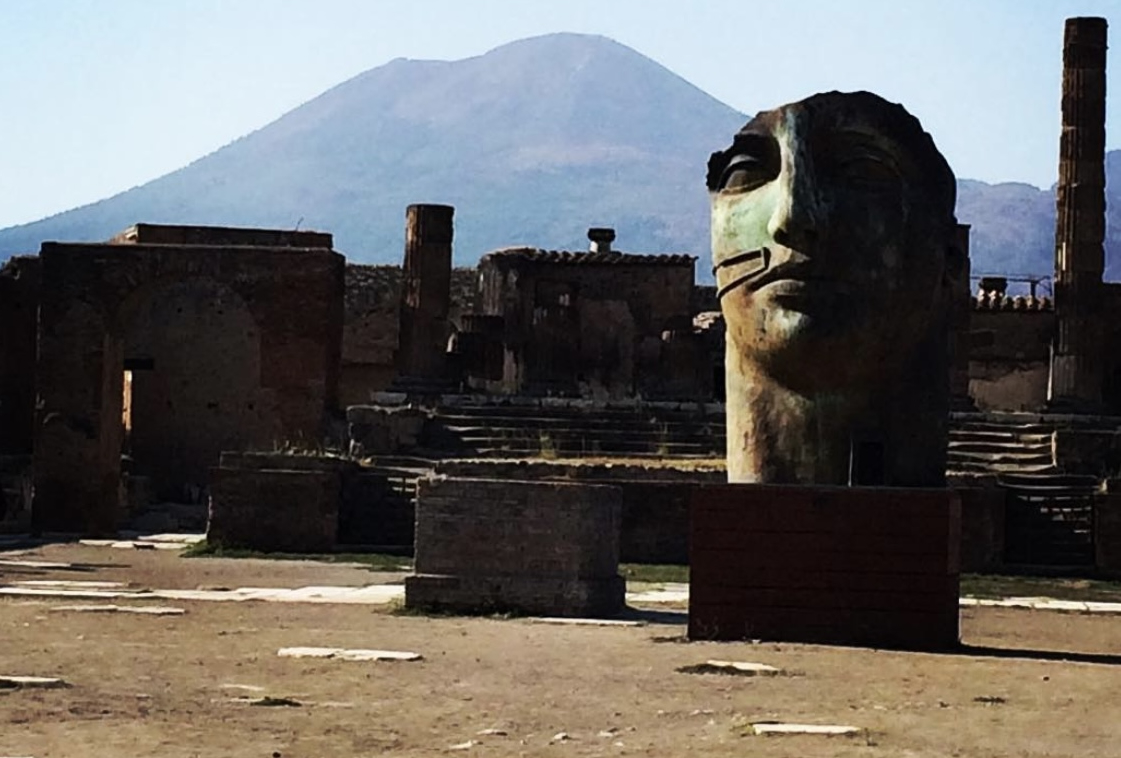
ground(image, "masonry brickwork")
xmin=34 ymin=232 xmax=344 ymax=534
xmin=689 ymin=485 xmax=961 ymax=650
xmin=0 ymin=256 xmax=41 ymax=455
xmin=406 ymin=477 xmax=625 ymax=617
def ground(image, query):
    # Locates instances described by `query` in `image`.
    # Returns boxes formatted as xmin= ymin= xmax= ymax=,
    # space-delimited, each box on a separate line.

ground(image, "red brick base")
xmin=689 ymin=485 xmax=961 ymax=651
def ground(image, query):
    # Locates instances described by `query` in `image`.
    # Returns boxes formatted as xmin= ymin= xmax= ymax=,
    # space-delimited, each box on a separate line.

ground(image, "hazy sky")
xmin=0 ymin=0 xmax=1117 ymax=229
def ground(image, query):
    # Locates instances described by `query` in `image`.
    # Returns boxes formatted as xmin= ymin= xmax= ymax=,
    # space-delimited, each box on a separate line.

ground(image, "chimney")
xmin=587 ymin=227 xmax=615 ymax=254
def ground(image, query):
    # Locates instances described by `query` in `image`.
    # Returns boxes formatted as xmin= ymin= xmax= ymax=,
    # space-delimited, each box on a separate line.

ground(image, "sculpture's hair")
xmin=706 ymin=91 xmax=957 ymax=230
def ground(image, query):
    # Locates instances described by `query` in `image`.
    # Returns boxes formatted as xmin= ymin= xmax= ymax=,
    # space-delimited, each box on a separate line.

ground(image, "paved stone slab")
xmin=50 ymin=604 xmax=185 ymax=616
xmin=277 ymin=646 xmax=422 ymax=662
xmin=0 ymin=559 xmax=74 ymax=570
xmin=752 ymin=723 xmax=860 ymax=736
xmin=961 ymin=596 xmax=1121 ymax=615
xmin=0 ymin=584 xmax=404 ymax=605
xmin=0 ymin=675 xmax=68 ymax=689
xmin=16 ymin=580 xmax=129 ymax=590
xmin=625 ymin=583 xmax=689 ymax=604
xmin=528 ymin=617 xmax=644 ymax=627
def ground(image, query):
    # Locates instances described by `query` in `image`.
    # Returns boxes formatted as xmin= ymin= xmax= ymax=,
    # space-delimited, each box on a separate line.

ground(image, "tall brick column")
xmin=1050 ymin=17 xmax=1108 ymax=410
xmin=396 ymin=204 xmax=454 ymax=382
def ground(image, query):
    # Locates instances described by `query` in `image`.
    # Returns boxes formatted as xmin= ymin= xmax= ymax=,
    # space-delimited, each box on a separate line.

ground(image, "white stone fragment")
xmin=0 ymin=675 xmax=68 ymax=689
xmin=476 ymin=728 xmax=508 ymax=736
xmin=752 ymin=723 xmax=860 ymax=736
xmin=220 ymin=684 xmax=265 ymax=692
xmin=528 ymin=617 xmax=643 ymax=627
xmin=447 ymin=740 xmax=479 ymax=751
xmin=277 ymin=646 xmax=422 ymax=662
xmin=703 ymin=660 xmax=783 ymax=676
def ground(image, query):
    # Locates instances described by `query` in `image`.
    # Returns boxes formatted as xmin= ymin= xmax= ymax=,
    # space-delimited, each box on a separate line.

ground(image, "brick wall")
xmin=406 ymin=477 xmax=624 ymax=616
xmin=34 ymin=242 xmax=344 ymax=534
xmin=689 ymin=485 xmax=961 ymax=650
xmin=207 ymin=454 xmax=346 ymax=552
xmin=0 ymin=257 xmax=40 ymax=455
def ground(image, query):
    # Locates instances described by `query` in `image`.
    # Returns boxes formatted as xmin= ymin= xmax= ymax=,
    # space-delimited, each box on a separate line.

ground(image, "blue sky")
xmin=0 ymin=0 xmax=1117 ymax=229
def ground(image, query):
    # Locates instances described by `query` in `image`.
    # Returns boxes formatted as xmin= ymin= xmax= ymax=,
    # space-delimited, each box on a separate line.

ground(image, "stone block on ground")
xmin=207 ymin=458 xmax=344 ymax=552
xmin=406 ymin=477 xmax=625 ymax=617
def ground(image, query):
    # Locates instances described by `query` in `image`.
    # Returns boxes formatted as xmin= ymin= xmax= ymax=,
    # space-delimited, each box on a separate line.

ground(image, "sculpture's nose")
xmin=766 ymin=151 xmax=821 ymax=253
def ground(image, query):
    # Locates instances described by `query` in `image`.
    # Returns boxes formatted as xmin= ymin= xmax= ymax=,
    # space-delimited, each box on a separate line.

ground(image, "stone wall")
xmin=0 ymin=455 xmax=32 ymax=533
xmin=958 ymin=487 xmax=1006 ymax=572
xmin=208 ymin=453 xmax=344 ymax=552
xmin=968 ymin=308 xmax=1054 ymax=411
xmin=433 ymin=459 xmax=723 ymax=564
xmin=476 ymin=251 xmax=700 ymax=398
xmin=406 ymin=477 xmax=625 ymax=616
xmin=689 ymin=485 xmax=961 ymax=650
xmin=341 ymin=264 xmax=477 ymax=404
xmin=34 ymin=240 xmax=344 ymax=534
xmin=0 ymin=256 xmax=40 ymax=455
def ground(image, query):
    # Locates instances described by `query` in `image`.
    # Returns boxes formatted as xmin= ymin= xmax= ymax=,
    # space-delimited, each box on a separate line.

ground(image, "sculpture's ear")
xmin=942 ymin=236 xmax=966 ymax=290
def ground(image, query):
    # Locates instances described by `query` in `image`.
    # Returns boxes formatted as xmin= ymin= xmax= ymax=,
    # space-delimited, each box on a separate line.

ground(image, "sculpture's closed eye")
xmin=718 ymin=135 xmax=780 ymax=194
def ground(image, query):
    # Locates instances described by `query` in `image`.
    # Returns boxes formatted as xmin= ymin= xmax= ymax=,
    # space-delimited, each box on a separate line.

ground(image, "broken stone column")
xmin=1050 ymin=17 xmax=1108 ymax=410
xmin=396 ymin=204 xmax=454 ymax=383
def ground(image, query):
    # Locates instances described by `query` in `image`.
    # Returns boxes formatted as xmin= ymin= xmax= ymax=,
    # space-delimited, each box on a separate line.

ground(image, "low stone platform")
xmin=405 ymin=477 xmax=625 ymax=617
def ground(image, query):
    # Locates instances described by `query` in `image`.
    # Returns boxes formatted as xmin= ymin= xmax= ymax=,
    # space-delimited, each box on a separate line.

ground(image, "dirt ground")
xmin=2 ymin=544 xmax=1121 ymax=757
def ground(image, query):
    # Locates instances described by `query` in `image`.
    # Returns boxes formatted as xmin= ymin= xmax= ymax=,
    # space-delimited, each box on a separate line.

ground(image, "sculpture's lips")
xmin=715 ymin=248 xmax=844 ymax=302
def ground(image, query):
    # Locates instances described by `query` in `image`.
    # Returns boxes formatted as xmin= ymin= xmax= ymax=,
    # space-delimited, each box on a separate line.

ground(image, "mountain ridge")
xmin=1 ymin=32 xmax=1117 ymax=281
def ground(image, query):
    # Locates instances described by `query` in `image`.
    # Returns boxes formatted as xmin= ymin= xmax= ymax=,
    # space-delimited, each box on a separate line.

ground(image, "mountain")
xmin=0 ymin=32 xmax=1117 ymax=281
xmin=0 ymin=34 xmax=745 ymax=266
xmin=956 ymin=150 xmax=1121 ymax=281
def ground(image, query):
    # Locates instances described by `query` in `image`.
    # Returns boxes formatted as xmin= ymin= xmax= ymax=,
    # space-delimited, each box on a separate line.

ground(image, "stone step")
xmin=947 ymin=452 xmax=1054 ymax=466
xmin=949 ymin=430 xmax=1052 ymax=443
xmin=432 ymin=419 xmax=721 ymax=437
xmin=947 ymin=462 xmax=1058 ymax=475
xmin=950 ymin=424 xmax=1055 ymax=437
xmin=947 ymin=441 xmax=1052 ymax=455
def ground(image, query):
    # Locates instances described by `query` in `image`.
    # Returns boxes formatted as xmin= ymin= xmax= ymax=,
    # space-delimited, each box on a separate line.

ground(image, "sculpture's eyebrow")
xmin=816 ymin=127 xmax=908 ymax=167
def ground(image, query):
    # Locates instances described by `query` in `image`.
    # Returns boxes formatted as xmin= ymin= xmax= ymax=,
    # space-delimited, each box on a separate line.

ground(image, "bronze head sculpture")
xmin=707 ymin=91 xmax=962 ymax=486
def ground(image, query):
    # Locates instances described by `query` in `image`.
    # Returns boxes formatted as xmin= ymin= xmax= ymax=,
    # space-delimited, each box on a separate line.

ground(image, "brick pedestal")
xmin=406 ymin=477 xmax=624 ymax=617
xmin=689 ymin=485 xmax=961 ymax=650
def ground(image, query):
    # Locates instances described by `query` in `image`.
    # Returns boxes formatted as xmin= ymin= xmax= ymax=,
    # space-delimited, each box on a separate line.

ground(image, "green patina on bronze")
xmin=708 ymin=91 xmax=962 ymax=486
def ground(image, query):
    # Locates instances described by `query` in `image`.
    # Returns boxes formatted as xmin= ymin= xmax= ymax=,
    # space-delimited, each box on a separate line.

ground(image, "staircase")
xmin=947 ymin=419 xmax=1055 ymax=476
xmin=420 ymin=402 xmax=726 ymax=459
xmin=998 ymin=471 xmax=1099 ymax=568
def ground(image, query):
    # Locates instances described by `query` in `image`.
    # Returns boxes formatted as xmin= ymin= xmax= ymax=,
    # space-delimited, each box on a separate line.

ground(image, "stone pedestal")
xmin=689 ymin=484 xmax=961 ymax=650
xmin=406 ymin=477 xmax=625 ymax=617
xmin=207 ymin=453 xmax=349 ymax=552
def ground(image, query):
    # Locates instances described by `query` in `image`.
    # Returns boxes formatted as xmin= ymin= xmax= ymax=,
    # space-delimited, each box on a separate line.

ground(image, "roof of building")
xmin=482 ymin=246 xmax=695 ymax=266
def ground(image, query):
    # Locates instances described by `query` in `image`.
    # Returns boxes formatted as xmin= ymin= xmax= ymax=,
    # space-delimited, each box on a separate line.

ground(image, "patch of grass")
xmin=182 ymin=540 xmax=412 ymax=571
xmin=960 ymin=573 xmax=1121 ymax=603
xmin=620 ymin=563 xmax=689 ymax=584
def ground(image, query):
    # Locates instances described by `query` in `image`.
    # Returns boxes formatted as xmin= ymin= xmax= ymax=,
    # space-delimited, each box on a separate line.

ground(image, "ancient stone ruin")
xmin=0 ymin=15 xmax=1118 ymax=621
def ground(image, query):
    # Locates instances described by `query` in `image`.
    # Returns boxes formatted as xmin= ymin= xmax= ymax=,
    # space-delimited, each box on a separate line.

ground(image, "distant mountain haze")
xmin=1 ymin=33 xmax=1117 ymax=282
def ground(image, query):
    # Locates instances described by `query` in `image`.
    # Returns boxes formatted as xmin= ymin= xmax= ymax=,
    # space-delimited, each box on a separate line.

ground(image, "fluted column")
xmin=1050 ymin=17 xmax=1108 ymax=410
